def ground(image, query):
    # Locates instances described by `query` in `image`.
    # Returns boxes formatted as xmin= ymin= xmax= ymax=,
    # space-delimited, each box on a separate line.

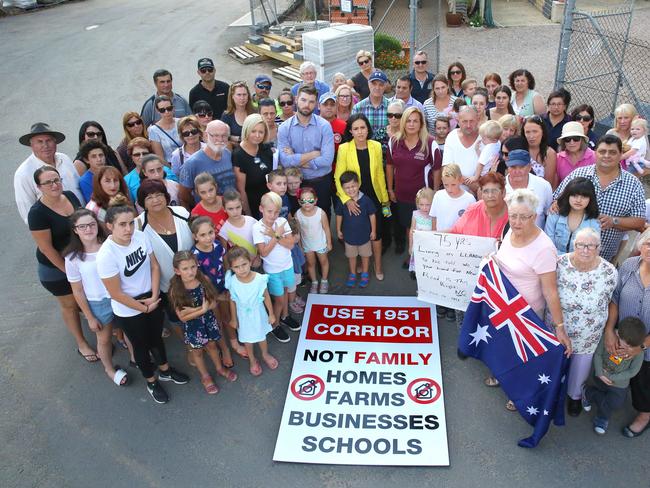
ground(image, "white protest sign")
xmin=414 ymin=231 xmax=496 ymax=311
xmin=273 ymin=295 xmax=449 ymax=466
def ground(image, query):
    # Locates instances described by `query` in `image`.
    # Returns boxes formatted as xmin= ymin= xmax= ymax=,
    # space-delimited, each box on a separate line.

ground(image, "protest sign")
xmin=413 ymin=231 xmax=496 ymax=311
xmin=273 ymin=295 xmax=449 ymax=466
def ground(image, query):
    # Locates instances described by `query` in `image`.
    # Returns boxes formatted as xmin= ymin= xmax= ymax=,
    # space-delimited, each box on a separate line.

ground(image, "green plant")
xmin=468 ymin=11 xmax=483 ymax=27
xmin=375 ymin=51 xmax=409 ymax=71
xmin=373 ymin=33 xmax=402 ymax=54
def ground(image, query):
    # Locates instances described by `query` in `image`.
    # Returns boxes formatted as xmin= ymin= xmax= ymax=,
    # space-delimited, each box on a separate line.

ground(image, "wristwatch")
xmin=613 ymin=217 xmax=620 ymax=226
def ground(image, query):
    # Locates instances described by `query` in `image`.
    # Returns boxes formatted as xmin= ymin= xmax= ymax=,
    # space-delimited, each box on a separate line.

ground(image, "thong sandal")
xmin=250 ymin=363 xmax=262 ymax=376
xmin=484 ymin=376 xmax=500 ymax=387
xmin=262 ymin=355 xmax=279 ymax=370
xmin=218 ymin=369 xmax=238 ymax=382
xmin=201 ymin=375 xmax=219 ymax=395
xmin=505 ymin=400 xmax=517 ymax=412
xmin=77 ymin=349 xmax=99 ymax=363
xmin=112 ymin=367 xmax=128 ymax=386
xmin=231 ymin=344 xmax=249 ymax=360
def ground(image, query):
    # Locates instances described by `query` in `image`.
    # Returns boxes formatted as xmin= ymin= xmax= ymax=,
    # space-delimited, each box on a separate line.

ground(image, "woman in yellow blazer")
xmin=335 ymin=113 xmax=389 ymax=280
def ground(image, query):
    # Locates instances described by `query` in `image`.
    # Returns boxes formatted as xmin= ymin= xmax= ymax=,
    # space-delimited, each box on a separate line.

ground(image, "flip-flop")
xmin=201 ymin=375 xmax=219 ymax=395
xmin=262 ymin=355 xmax=279 ymax=370
xmin=622 ymin=423 xmax=650 ymax=438
xmin=117 ymin=340 xmax=128 ymax=350
xmin=375 ymin=273 xmax=384 ymax=281
xmin=250 ymin=363 xmax=262 ymax=376
xmin=77 ymin=349 xmax=99 ymax=363
xmin=231 ymin=344 xmax=249 ymax=360
xmin=112 ymin=367 xmax=128 ymax=386
xmin=218 ymin=350 xmax=235 ymax=368
xmin=218 ymin=369 xmax=238 ymax=382
xmin=505 ymin=400 xmax=517 ymax=412
xmin=484 ymin=376 xmax=500 ymax=387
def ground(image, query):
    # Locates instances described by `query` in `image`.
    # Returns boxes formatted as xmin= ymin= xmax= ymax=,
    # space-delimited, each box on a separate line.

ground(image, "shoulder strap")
xmin=169 ymin=207 xmax=189 ymax=222
xmin=154 ymin=124 xmax=182 ymax=148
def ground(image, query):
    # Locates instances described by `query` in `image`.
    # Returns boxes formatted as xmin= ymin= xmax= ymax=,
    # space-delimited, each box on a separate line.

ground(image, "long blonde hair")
xmin=394 ymin=107 xmax=430 ymax=157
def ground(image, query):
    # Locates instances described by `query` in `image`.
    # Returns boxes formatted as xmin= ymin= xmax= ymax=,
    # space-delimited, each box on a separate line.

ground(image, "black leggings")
xmin=114 ymin=305 xmax=167 ymax=379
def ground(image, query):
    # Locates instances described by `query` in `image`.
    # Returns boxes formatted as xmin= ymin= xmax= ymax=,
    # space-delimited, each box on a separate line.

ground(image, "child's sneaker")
xmin=581 ymin=385 xmax=592 ymax=412
xmin=281 ymin=315 xmax=302 ymax=331
xmin=309 ymin=281 xmax=319 ymax=294
xmin=289 ymin=299 xmax=305 ymax=314
xmin=158 ymin=367 xmax=189 ymax=384
xmin=593 ymin=417 xmax=608 ymax=435
xmin=319 ymin=279 xmax=329 ymax=294
xmin=270 ymin=325 xmax=290 ymax=343
xmin=294 ymin=295 xmax=306 ymax=307
xmin=146 ymin=380 xmax=169 ymax=404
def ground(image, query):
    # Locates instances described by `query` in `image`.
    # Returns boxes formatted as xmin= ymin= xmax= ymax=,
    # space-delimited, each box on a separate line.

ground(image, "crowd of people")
xmin=12 ymin=50 xmax=650 ymax=438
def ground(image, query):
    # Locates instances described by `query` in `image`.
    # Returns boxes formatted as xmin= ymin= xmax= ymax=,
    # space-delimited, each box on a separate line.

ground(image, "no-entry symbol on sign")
xmin=407 ymin=378 xmax=441 ymax=404
xmin=290 ymin=374 xmax=325 ymax=401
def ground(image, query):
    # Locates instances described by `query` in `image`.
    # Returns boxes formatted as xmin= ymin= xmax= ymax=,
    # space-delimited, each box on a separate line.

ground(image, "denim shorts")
xmin=88 ymin=297 xmax=115 ymax=326
xmin=267 ymin=267 xmax=295 ymax=296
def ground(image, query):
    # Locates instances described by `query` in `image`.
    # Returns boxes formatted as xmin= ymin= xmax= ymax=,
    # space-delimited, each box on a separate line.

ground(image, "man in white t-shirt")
xmin=14 ymin=123 xmax=83 ymax=224
xmin=442 ymin=106 xmax=480 ymax=191
xmin=504 ymin=149 xmax=552 ymax=228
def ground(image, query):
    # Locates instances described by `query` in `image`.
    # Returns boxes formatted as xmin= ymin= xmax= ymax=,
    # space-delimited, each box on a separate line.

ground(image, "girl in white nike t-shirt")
xmin=96 ymin=197 xmax=189 ymax=404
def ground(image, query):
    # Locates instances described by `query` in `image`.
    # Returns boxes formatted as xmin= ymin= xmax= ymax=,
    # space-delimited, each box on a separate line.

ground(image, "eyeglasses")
xmin=181 ymin=128 xmax=200 ymax=137
xmin=132 ymin=151 xmax=149 ymax=158
xmin=278 ymin=101 xmax=293 ymax=107
xmin=256 ymin=83 xmax=272 ymax=90
xmin=563 ymin=136 xmax=583 ymax=143
xmin=575 ymin=114 xmax=593 ymax=122
xmin=387 ymin=113 xmax=403 ymax=119
xmin=195 ymin=111 xmax=213 ymax=118
xmin=158 ymin=106 xmax=174 ymax=113
xmin=358 ymin=58 xmax=370 ymax=65
xmin=481 ymin=188 xmax=501 ymax=195
xmin=300 ymin=198 xmax=315 ymax=204
xmin=199 ymin=67 xmax=214 ymax=74
xmin=207 ymin=132 xmax=228 ymax=139
xmin=38 ymin=177 xmax=62 ymax=187
xmin=85 ymin=131 xmax=103 ymax=138
xmin=75 ymin=222 xmax=97 ymax=231
xmin=338 ymin=94 xmax=351 ymax=99
xmin=450 ymin=70 xmax=462 ymax=75
xmin=125 ymin=120 xmax=143 ymax=128
xmin=509 ymin=214 xmax=535 ymax=222
xmin=414 ymin=60 xmax=427 ymax=65
xmin=574 ymin=242 xmax=599 ymax=250
xmin=144 ymin=192 xmax=165 ymax=202
xmin=548 ymin=102 xmax=565 ymax=107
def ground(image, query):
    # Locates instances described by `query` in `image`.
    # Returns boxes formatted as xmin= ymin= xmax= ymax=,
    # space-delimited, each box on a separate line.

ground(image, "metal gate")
xmin=554 ymin=0 xmax=650 ymax=129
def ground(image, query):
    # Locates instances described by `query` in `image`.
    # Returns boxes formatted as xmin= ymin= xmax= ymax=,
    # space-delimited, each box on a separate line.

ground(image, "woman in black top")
xmin=28 ymin=166 xmax=97 ymax=361
xmin=74 ymin=120 xmax=127 ymax=175
xmin=232 ymin=114 xmax=273 ymax=218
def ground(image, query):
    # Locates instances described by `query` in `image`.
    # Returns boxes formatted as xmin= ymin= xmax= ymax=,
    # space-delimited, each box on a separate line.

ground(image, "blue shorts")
xmin=87 ymin=297 xmax=115 ymax=326
xmin=267 ymin=267 xmax=295 ymax=296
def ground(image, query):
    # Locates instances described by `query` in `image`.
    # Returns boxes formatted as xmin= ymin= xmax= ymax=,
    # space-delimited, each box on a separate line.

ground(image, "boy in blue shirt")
xmin=335 ymin=171 xmax=376 ymax=288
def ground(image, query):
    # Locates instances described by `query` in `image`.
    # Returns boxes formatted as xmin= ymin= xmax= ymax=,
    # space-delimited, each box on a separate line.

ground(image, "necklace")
xmin=148 ymin=212 xmax=174 ymax=235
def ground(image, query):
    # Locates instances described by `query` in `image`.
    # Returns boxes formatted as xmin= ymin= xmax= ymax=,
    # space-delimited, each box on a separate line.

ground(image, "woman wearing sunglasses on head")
xmin=169 ymin=116 xmax=206 ymax=176
xmin=74 ymin=121 xmax=127 ymax=176
xmin=117 ymin=112 xmax=148 ymax=172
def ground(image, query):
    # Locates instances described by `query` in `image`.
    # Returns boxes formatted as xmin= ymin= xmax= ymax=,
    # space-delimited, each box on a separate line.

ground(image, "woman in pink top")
xmin=494 ymin=188 xmax=572 ymax=410
xmin=555 ymin=122 xmax=596 ymax=183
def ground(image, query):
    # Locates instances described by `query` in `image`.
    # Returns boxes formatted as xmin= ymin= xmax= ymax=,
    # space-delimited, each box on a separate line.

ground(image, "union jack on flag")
xmin=459 ymin=257 xmax=570 ymax=448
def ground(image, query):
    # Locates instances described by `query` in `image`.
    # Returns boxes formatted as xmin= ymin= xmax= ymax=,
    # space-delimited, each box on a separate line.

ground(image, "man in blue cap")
xmin=252 ymin=74 xmax=281 ymax=114
xmin=351 ymin=69 xmax=390 ymax=144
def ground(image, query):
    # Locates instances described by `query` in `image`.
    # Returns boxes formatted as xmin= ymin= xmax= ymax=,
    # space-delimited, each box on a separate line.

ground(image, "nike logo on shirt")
xmin=124 ymin=247 xmax=147 ymax=277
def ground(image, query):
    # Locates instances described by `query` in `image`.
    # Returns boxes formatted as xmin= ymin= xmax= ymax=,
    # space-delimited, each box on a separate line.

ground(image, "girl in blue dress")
xmin=169 ymin=251 xmax=237 ymax=395
xmin=225 ymin=246 xmax=278 ymax=377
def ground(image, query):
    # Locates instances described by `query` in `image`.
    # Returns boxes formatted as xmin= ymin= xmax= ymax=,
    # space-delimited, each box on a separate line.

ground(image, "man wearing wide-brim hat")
xmin=14 ymin=123 xmax=84 ymax=224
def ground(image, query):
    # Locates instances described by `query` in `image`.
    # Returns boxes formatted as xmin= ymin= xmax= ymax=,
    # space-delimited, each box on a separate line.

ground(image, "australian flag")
xmin=458 ymin=258 xmax=570 ymax=448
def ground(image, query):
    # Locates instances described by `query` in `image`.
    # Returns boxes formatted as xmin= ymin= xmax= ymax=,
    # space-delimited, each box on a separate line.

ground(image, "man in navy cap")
xmin=252 ymin=74 xmax=273 ymax=108
xmin=189 ymin=57 xmax=230 ymax=120
xmin=351 ymin=69 xmax=390 ymax=143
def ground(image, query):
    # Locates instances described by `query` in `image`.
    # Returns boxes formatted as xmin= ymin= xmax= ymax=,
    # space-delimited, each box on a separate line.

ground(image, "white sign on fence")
xmin=273 ymin=295 xmax=449 ymax=466
xmin=414 ymin=231 xmax=496 ymax=311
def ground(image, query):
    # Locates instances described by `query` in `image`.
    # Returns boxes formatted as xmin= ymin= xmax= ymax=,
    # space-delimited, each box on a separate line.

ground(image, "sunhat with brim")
xmin=19 ymin=122 xmax=65 ymax=146
xmin=557 ymin=121 xmax=588 ymax=145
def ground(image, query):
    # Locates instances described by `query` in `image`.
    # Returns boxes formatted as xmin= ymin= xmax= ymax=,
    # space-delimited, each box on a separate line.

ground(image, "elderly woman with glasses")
xmin=149 ymin=95 xmax=182 ymax=164
xmin=117 ymin=112 xmax=148 ymax=172
xmin=74 ymin=121 xmax=126 ymax=175
xmin=291 ymin=61 xmax=330 ymax=109
xmin=494 ymin=188 xmax=572 ymax=410
xmin=169 ymin=116 xmax=205 ymax=176
xmin=555 ymin=227 xmax=617 ymax=416
xmin=555 ymin=122 xmax=596 ymax=183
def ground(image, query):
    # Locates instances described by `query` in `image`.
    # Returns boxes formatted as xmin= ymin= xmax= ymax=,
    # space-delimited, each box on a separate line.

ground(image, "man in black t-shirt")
xmin=188 ymin=58 xmax=230 ymax=120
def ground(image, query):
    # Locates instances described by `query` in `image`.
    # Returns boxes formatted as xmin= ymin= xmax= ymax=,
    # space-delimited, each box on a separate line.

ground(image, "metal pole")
xmin=313 ymin=0 xmax=318 ymax=29
xmin=409 ymin=0 xmax=417 ymax=70
xmin=249 ymin=0 xmax=256 ymax=29
xmin=435 ymin=0 xmax=441 ymax=73
xmin=554 ymin=0 xmax=576 ymax=90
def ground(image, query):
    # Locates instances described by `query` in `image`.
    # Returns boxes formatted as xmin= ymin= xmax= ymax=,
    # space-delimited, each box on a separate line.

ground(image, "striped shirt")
xmin=612 ymin=256 xmax=650 ymax=361
xmin=553 ymin=165 xmax=645 ymax=260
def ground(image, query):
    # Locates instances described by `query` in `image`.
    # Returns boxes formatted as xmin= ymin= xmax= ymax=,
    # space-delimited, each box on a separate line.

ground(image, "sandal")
xmin=345 ymin=273 xmax=357 ymax=287
xmin=359 ymin=272 xmax=370 ymax=288
xmin=231 ymin=343 xmax=249 ymax=360
xmin=77 ymin=349 xmax=99 ymax=363
xmin=219 ymin=350 xmax=234 ymax=368
xmin=117 ymin=340 xmax=128 ymax=350
xmin=218 ymin=369 xmax=238 ymax=382
xmin=250 ymin=363 xmax=262 ymax=376
xmin=505 ymin=400 xmax=517 ymax=412
xmin=262 ymin=354 xmax=279 ymax=370
xmin=112 ymin=367 xmax=128 ymax=386
xmin=375 ymin=272 xmax=384 ymax=281
xmin=201 ymin=375 xmax=219 ymax=395
xmin=484 ymin=376 xmax=499 ymax=387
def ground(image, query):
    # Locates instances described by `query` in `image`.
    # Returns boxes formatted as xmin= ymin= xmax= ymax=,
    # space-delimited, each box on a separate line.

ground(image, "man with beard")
xmin=278 ymin=85 xmax=335 ymax=215
xmin=178 ymin=120 xmax=236 ymax=208
xmin=442 ymin=105 xmax=481 ymax=192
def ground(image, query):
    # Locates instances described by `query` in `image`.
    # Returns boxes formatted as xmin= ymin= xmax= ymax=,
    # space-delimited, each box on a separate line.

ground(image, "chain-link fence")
xmin=554 ymin=0 xmax=650 ymax=131
xmin=249 ymin=0 xmax=303 ymax=29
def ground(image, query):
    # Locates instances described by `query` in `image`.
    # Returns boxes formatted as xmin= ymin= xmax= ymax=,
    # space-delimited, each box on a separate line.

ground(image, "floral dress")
xmin=182 ymin=284 xmax=221 ymax=349
xmin=225 ymin=271 xmax=272 ymax=343
xmin=556 ymin=253 xmax=618 ymax=354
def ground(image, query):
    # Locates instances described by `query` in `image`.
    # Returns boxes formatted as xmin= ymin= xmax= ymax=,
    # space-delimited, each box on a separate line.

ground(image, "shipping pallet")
xmin=262 ymin=33 xmax=302 ymax=52
xmin=244 ymin=42 xmax=302 ymax=67
xmin=272 ymin=65 xmax=302 ymax=84
xmin=227 ymin=45 xmax=267 ymax=64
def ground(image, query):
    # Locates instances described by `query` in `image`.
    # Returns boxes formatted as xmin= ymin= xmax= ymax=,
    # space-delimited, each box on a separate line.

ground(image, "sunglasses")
xmin=278 ymin=101 xmax=293 ymax=107
xmin=256 ymin=83 xmax=272 ymax=90
xmin=358 ymin=58 xmax=370 ymax=65
xmin=387 ymin=113 xmax=403 ymax=119
xmin=85 ymin=131 xmax=103 ymax=138
xmin=300 ymin=198 xmax=316 ymax=204
xmin=563 ymin=136 xmax=583 ymax=143
xmin=195 ymin=111 xmax=213 ymax=118
xmin=125 ymin=120 xmax=143 ymax=128
xmin=414 ymin=60 xmax=427 ymax=65
xmin=132 ymin=151 xmax=149 ymax=158
xmin=575 ymin=114 xmax=593 ymax=122
xmin=501 ymin=150 xmax=510 ymax=157
xmin=181 ymin=128 xmax=200 ymax=137
xmin=450 ymin=70 xmax=462 ymax=75
xmin=158 ymin=106 xmax=174 ymax=113
xmin=199 ymin=67 xmax=214 ymax=74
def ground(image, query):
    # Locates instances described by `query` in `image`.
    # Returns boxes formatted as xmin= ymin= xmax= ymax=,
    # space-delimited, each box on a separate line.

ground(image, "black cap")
xmin=197 ymin=58 xmax=214 ymax=69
